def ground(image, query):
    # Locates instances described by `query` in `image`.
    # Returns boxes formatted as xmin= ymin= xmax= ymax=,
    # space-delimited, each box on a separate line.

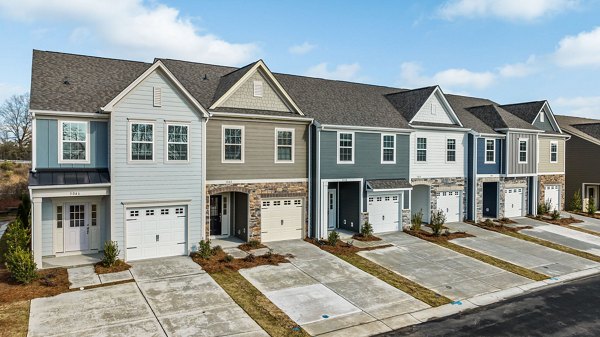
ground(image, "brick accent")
xmin=538 ymin=174 xmax=566 ymax=210
xmin=205 ymin=181 xmax=308 ymax=242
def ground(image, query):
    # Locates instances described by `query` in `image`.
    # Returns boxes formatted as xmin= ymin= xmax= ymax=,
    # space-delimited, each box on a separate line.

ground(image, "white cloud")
xmin=553 ymin=96 xmax=600 ymax=119
xmin=498 ymin=55 xmax=538 ymax=78
xmin=438 ymin=0 xmax=578 ymax=21
xmin=399 ymin=62 xmax=495 ymax=91
xmin=289 ymin=42 xmax=316 ymax=55
xmin=306 ymin=63 xmax=361 ymax=81
xmin=0 ymin=0 xmax=258 ymax=65
xmin=554 ymin=27 xmax=600 ymax=67
xmin=0 ymin=83 xmax=27 ymax=104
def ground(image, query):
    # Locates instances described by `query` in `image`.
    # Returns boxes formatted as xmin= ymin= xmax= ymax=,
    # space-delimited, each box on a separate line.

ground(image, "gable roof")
xmin=500 ymin=101 xmax=546 ymax=123
xmin=211 ymin=61 xmax=258 ymax=105
xmin=556 ymin=115 xmax=600 ymax=145
xmin=384 ymin=86 xmax=436 ymax=121
xmin=467 ymin=104 xmax=538 ymax=131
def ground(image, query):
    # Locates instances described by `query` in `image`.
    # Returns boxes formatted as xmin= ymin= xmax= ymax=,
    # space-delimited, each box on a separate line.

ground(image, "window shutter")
xmin=253 ymin=80 xmax=263 ymax=97
xmin=153 ymin=87 xmax=162 ymax=107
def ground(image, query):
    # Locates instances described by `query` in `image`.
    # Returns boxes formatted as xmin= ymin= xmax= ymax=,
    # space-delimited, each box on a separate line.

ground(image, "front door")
xmin=65 ymin=204 xmax=89 ymax=252
xmin=210 ymin=195 xmax=222 ymax=235
xmin=327 ymin=189 xmax=337 ymax=229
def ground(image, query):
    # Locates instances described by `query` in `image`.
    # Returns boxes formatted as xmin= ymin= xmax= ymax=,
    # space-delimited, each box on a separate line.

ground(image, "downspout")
xmin=202 ymin=113 xmax=210 ymax=242
xmin=315 ymin=121 xmax=322 ymax=238
xmin=307 ymin=120 xmax=314 ymax=238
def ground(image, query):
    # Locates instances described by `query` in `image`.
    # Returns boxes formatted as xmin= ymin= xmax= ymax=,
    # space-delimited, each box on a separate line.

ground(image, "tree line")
xmin=0 ymin=93 xmax=31 ymax=161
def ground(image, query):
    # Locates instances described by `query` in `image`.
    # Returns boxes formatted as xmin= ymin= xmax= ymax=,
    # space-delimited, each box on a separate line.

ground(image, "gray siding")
xmin=206 ymin=118 xmax=308 ymax=180
xmin=41 ymin=198 xmax=53 ymax=256
xmin=533 ymin=108 xmax=556 ymax=132
xmin=565 ymin=135 xmax=600 ymax=209
xmin=36 ymin=119 xmax=109 ymax=169
xmin=507 ymin=132 xmax=537 ymax=175
xmin=111 ymin=69 xmax=205 ymax=257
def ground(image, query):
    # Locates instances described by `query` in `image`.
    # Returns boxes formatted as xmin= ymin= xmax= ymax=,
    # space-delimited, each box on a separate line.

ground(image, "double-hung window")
xmin=167 ymin=124 xmax=189 ymax=161
xmin=416 ymin=137 xmax=427 ymax=162
xmin=550 ymin=141 xmax=558 ymax=163
xmin=518 ymin=139 xmax=528 ymax=164
xmin=130 ymin=122 xmax=154 ymax=161
xmin=59 ymin=121 xmax=88 ymax=163
xmin=381 ymin=134 xmax=395 ymax=164
xmin=337 ymin=132 xmax=354 ymax=164
xmin=446 ymin=139 xmax=456 ymax=162
xmin=485 ymin=139 xmax=495 ymax=163
xmin=275 ymin=128 xmax=294 ymax=163
xmin=223 ymin=126 xmax=244 ymax=162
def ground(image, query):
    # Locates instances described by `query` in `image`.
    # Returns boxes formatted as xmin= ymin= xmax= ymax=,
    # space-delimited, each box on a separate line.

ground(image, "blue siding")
xmin=476 ymin=138 xmax=502 ymax=174
xmin=41 ymin=198 xmax=53 ymax=256
xmin=35 ymin=119 xmax=109 ymax=169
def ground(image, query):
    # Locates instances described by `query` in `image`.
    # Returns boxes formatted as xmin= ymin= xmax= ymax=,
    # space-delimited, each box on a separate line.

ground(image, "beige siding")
xmin=207 ymin=118 xmax=308 ymax=180
xmin=221 ymin=70 xmax=291 ymax=112
xmin=539 ymin=137 xmax=565 ymax=173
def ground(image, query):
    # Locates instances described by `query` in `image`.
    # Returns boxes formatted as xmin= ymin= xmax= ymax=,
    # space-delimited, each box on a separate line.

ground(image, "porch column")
xmin=32 ymin=197 xmax=43 ymax=268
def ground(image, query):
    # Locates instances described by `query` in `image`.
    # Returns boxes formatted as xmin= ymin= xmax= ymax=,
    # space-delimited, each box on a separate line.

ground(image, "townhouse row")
xmin=28 ymin=50 xmax=568 ymax=266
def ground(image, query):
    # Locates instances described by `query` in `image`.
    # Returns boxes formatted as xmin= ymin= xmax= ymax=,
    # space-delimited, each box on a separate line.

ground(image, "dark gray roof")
xmin=574 ymin=123 xmax=600 ymax=139
xmin=556 ymin=115 xmax=600 ymax=145
xmin=384 ymin=86 xmax=437 ymax=122
xmin=467 ymin=105 xmax=537 ymax=131
xmin=210 ymin=61 xmax=258 ymax=105
xmin=366 ymin=179 xmax=412 ymax=190
xmin=29 ymin=169 xmax=110 ymax=186
xmin=500 ymin=101 xmax=546 ymax=123
xmin=445 ymin=94 xmax=500 ymax=134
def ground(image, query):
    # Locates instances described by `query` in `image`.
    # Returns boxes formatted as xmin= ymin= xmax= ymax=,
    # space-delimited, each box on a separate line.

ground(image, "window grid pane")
xmin=168 ymin=125 xmax=188 ymax=161
xmin=339 ymin=133 xmax=353 ymax=162
xmin=447 ymin=139 xmax=456 ymax=162
xmin=62 ymin=122 xmax=87 ymax=160
xmin=131 ymin=123 xmax=153 ymax=161
xmin=383 ymin=135 xmax=395 ymax=162
xmin=417 ymin=138 xmax=426 ymax=162
xmin=277 ymin=131 xmax=293 ymax=161
xmin=224 ymin=128 xmax=242 ymax=160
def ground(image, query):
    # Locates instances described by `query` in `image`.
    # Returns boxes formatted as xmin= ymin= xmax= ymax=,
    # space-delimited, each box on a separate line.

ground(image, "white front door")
xmin=65 ymin=204 xmax=89 ymax=252
xmin=545 ymin=185 xmax=560 ymax=211
xmin=367 ymin=194 xmax=400 ymax=233
xmin=327 ymin=189 xmax=337 ymax=229
xmin=261 ymin=198 xmax=303 ymax=242
xmin=505 ymin=188 xmax=524 ymax=218
xmin=436 ymin=191 xmax=461 ymax=223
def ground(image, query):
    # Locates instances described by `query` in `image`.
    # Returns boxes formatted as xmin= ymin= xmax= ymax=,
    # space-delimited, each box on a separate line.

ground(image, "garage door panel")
xmin=368 ymin=194 xmax=400 ymax=233
xmin=504 ymin=188 xmax=523 ymax=218
xmin=436 ymin=191 xmax=461 ymax=223
xmin=261 ymin=199 xmax=303 ymax=242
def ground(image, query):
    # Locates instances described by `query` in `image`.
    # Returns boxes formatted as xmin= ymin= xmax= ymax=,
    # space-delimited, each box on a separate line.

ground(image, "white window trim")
xmin=337 ymin=131 xmax=355 ymax=164
xmin=550 ymin=140 xmax=558 ymax=163
xmin=484 ymin=138 xmax=496 ymax=164
xmin=128 ymin=120 xmax=155 ymax=163
xmin=164 ymin=122 xmax=190 ymax=163
xmin=518 ymin=138 xmax=528 ymax=164
xmin=222 ymin=125 xmax=245 ymax=163
xmin=274 ymin=128 xmax=295 ymax=163
xmin=416 ymin=137 xmax=427 ymax=163
xmin=380 ymin=133 xmax=396 ymax=164
xmin=58 ymin=120 xmax=90 ymax=164
xmin=445 ymin=137 xmax=457 ymax=163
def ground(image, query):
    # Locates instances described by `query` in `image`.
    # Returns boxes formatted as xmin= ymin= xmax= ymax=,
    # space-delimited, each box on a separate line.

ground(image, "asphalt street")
xmin=379 ymin=274 xmax=600 ymax=337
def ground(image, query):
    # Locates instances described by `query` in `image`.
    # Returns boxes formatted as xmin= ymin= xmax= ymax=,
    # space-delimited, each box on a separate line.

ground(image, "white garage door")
xmin=505 ymin=188 xmax=524 ymax=218
xmin=261 ymin=198 xmax=303 ymax=242
xmin=545 ymin=185 xmax=560 ymax=211
xmin=126 ymin=206 xmax=187 ymax=261
xmin=436 ymin=191 xmax=461 ymax=223
xmin=367 ymin=194 xmax=400 ymax=233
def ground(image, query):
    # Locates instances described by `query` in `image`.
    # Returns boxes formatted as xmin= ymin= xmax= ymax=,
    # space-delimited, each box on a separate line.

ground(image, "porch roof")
xmin=29 ymin=168 xmax=110 ymax=186
xmin=366 ymin=179 xmax=412 ymax=192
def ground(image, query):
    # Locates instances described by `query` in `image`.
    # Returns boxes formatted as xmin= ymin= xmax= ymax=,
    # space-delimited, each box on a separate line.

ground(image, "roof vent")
xmin=203 ymin=74 xmax=208 ymax=80
xmin=62 ymin=77 xmax=70 ymax=85
xmin=153 ymin=87 xmax=162 ymax=107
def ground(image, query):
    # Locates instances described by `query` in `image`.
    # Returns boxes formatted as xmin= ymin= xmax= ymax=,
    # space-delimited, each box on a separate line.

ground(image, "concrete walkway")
xmin=242 ymin=240 xmax=429 ymax=336
xmin=359 ymin=232 xmax=532 ymax=301
xmin=564 ymin=212 xmax=600 ymax=234
xmin=446 ymin=222 xmax=599 ymax=277
xmin=514 ymin=217 xmax=600 ymax=256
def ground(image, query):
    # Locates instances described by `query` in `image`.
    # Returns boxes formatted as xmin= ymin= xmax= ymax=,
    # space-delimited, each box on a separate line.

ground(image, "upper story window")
xmin=416 ymin=137 xmax=427 ymax=162
xmin=59 ymin=121 xmax=89 ymax=163
xmin=381 ymin=134 xmax=395 ymax=164
xmin=337 ymin=132 xmax=354 ymax=164
xmin=485 ymin=139 xmax=496 ymax=163
xmin=130 ymin=122 xmax=154 ymax=161
xmin=223 ymin=126 xmax=244 ymax=162
xmin=275 ymin=128 xmax=294 ymax=163
xmin=518 ymin=139 xmax=528 ymax=164
xmin=550 ymin=141 xmax=558 ymax=163
xmin=167 ymin=124 xmax=189 ymax=161
xmin=446 ymin=139 xmax=456 ymax=162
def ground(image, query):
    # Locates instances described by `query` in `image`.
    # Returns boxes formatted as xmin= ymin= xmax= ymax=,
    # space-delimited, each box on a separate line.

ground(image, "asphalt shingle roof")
xmin=384 ymin=86 xmax=437 ymax=122
xmin=366 ymin=179 xmax=412 ymax=190
xmin=500 ymin=101 xmax=546 ymax=123
xmin=556 ymin=115 xmax=600 ymax=144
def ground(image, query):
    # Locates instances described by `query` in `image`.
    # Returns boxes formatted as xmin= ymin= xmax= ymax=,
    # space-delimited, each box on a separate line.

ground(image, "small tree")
xmin=198 ymin=240 xmax=212 ymax=259
xmin=5 ymin=246 xmax=37 ymax=284
xmin=17 ymin=193 xmax=31 ymax=229
xmin=430 ymin=209 xmax=446 ymax=236
xmin=361 ymin=221 xmax=374 ymax=238
xmin=102 ymin=241 xmax=120 ymax=267
xmin=327 ymin=231 xmax=340 ymax=246
xmin=411 ymin=209 xmax=423 ymax=231
xmin=588 ymin=197 xmax=597 ymax=215
xmin=571 ymin=189 xmax=583 ymax=212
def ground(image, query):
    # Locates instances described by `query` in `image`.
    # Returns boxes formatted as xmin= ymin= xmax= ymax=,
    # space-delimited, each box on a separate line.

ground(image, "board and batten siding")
xmin=35 ymin=119 xmax=109 ymax=169
xmin=206 ymin=118 xmax=308 ymax=181
xmin=507 ymin=132 xmax=537 ymax=175
xmin=411 ymin=91 xmax=455 ymax=125
xmin=410 ymin=130 xmax=467 ymax=179
xmin=538 ymin=137 xmax=565 ymax=173
xmin=319 ymin=131 xmax=410 ymax=180
xmin=111 ymin=69 xmax=205 ymax=258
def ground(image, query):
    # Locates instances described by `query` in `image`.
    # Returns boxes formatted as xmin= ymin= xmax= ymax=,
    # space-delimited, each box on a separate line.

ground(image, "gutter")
xmin=320 ymin=124 xmax=413 ymax=133
xmin=209 ymin=111 xmax=313 ymax=123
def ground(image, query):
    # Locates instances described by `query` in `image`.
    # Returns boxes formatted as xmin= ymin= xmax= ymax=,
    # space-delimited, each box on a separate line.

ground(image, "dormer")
xmin=386 ymin=86 xmax=463 ymax=128
xmin=500 ymin=100 xmax=562 ymax=134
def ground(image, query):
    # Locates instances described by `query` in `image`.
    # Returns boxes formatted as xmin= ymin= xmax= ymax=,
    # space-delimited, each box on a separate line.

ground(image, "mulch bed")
xmin=238 ymin=242 xmax=268 ymax=251
xmin=351 ymin=234 xmax=382 ymax=242
xmin=0 ymin=267 xmax=70 ymax=303
xmin=192 ymin=250 xmax=292 ymax=273
xmin=94 ymin=260 xmax=131 ymax=274
xmin=571 ymin=211 xmax=600 ymax=220
xmin=305 ymin=238 xmax=393 ymax=256
xmin=530 ymin=215 xmax=583 ymax=226
xmin=404 ymin=229 xmax=474 ymax=242
xmin=495 ymin=218 xmax=517 ymax=224
xmin=473 ymin=221 xmax=532 ymax=233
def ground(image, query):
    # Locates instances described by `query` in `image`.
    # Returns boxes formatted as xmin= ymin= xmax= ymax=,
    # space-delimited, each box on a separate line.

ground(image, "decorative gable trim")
xmin=537 ymin=101 xmax=563 ymax=134
xmin=101 ymin=60 xmax=209 ymax=118
xmin=210 ymin=60 xmax=305 ymax=116
xmin=409 ymin=86 xmax=463 ymax=127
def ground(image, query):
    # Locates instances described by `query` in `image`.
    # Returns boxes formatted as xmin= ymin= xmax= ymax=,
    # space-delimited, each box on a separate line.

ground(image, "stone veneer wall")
xmin=476 ymin=177 xmax=500 ymax=221
xmin=499 ymin=177 xmax=529 ymax=218
xmin=402 ymin=210 xmax=411 ymax=229
xmin=411 ymin=177 xmax=467 ymax=221
xmin=205 ymin=182 xmax=308 ymax=241
xmin=538 ymin=174 xmax=566 ymax=210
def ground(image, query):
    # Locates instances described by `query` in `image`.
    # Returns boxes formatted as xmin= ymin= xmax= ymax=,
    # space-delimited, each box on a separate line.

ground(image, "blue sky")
xmin=1 ymin=0 xmax=600 ymax=118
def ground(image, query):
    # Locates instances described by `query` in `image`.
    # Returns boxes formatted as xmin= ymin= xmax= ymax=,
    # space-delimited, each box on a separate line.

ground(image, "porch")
xmin=42 ymin=252 xmax=102 ymax=269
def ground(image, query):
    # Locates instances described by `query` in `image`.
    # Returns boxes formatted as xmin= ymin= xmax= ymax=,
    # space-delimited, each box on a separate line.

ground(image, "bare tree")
xmin=0 ymin=93 xmax=31 ymax=150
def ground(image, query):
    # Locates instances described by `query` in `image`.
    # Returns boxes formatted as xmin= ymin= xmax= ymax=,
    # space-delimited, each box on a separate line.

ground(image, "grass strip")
xmin=209 ymin=270 xmax=309 ymax=337
xmin=0 ymin=300 xmax=29 ymax=337
xmin=330 ymin=251 xmax=452 ymax=307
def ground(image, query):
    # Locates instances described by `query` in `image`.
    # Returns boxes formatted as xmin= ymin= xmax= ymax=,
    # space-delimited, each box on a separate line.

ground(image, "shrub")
xmin=327 ymin=231 xmax=340 ymax=246
xmin=571 ymin=189 xmax=583 ymax=212
xmin=5 ymin=246 xmax=37 ymax=284
xmin=537 ymin=202 xmax=548 ymax=216
xmin=361 ymin=221 xmax=374 ymax=237
xmin=4 ymin=219 xmax=30 ymax=255
xmin=198 ymin=240 xmax=212 ymax=259
xmin=244 ymin=253 xmax=256 ymax=262
xmin=102 ymin=241 xmax=120 ymax=267
xmin=588 ymin=197 xmax=597 ymax=215
xmin=17 ymin=193 xmax=31 ymax=229
xmin=211 ymin=245 xmax=223 ymax=255
xmin=500 ymin=217 xmax=510 ymax=223
xmin=0 ymin=161 xmax=15 ymax=171
xmin=430 ymin=209 xmax=446 ymax=236
xmin=411 ymin=210 xmax=423 ymax=231
xmin=551 ymin=210 xmax=561 ymax=220
xmin=223 ymin=254 xmax=234 ymax=263
xmin=248 ymin=240 xmax=261 ymax=249
xmin=483 ymin=218 xmax=495 ymax=226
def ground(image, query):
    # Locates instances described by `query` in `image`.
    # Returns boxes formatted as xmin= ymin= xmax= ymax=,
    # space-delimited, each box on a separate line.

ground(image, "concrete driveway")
xmin=515 ymin=217 xmax=600 ymax=256
xmin=240 ymin=240 xmax=429 ymax=336
xmin=446 ymin=222 xmax=599 ymax=277
xmin=564 ymin=212 xmax=600 ymax=234
xmin=359 ymin=232 xmax=531 ymax=301
xmin=29 ymin=256 xmax=267 ymax=337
